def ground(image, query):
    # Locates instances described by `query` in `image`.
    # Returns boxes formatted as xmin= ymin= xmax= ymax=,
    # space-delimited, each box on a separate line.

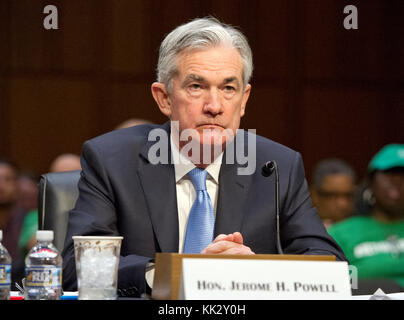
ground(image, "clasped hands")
xmin=201 ymin=232 xmax=255 ymax=255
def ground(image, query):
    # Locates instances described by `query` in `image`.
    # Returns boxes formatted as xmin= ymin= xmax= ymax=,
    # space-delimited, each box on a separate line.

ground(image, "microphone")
xmin=261 ymin=161 xmax=283 ymax=254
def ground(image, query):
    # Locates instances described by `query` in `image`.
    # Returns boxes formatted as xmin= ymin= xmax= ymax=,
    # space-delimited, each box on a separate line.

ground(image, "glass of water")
xmin=72 ymin=236 xmax=123 ymax=300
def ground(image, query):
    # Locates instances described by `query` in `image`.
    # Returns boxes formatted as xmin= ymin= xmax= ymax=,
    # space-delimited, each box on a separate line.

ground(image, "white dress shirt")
xmin=145 ymin=133 xmax=223 ymax=288
xmin=171 ymin=134 xmax=223 ymax=253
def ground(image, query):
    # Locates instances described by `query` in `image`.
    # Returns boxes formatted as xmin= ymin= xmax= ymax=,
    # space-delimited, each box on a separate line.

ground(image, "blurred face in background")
xmin=49 ymin=154 xmax=82 ymax=173
xmin=371 ymin=168 xmax=404 ymax=221
xmin=17 ymin=175 xmax=39 ymax=212
xmin=311 ymin=173 xmax=355 ymax=226
xmin=0 ymin=164 xmax=18 ymax=207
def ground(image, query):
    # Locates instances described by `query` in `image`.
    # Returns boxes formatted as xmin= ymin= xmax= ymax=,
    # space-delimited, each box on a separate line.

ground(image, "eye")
xmin=224 ymin=85 xmax=236 ymax=92
xmin=189 ymin=83 xmax=201 ymax=90
xmin=186 ymin=83 xmax=203 ymax=97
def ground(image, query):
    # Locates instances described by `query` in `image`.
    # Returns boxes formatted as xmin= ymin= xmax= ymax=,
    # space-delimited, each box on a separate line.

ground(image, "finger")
xmin=232 ymin=232 xmax=243 ymax=244
xmin=213 ymin=234 xmax=233 ymax=243
xmin=201 ymin=233 xmax=246 ymax=254
xmin=202 ymin=240 xmax=254 ymax=255
xmin=202 ymin=240 xmax=238 ymax=254
xmin=203 ymin=243 xmax=255 ymax=255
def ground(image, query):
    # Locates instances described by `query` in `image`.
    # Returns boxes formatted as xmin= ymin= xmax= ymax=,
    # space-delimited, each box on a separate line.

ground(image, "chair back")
xmin=38 ymin=170 xmax=81 ymax=252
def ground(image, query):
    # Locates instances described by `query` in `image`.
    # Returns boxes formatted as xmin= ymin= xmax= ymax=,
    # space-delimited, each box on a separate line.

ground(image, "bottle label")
xmin=25 ymin=266 xmax=62 ymax=288
xmin=0 ymin=264 xmax=11 ymax=287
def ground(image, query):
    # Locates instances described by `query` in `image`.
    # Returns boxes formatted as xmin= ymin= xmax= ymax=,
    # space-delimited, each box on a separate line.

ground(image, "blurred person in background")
xmin=49 ymin=153 xmax=82 ymax=173
xmin=16 ymin=172 xmax=40 ymax=266
xmin=0 ymin=158 xmax=24 ymax=260
xmin=328 ymin=144 xmax=404 ymax=294
xmin=0 ymin=158 xmax=26 ymax=288
xmin=16 ymin=172 xmax=39 ymax=214
xmin=310 ymin=158 xmax=356 ymax=228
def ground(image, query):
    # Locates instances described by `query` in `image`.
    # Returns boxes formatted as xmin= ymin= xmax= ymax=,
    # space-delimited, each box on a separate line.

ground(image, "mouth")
xmin=197 ymin=124 xmax=224 ymax=130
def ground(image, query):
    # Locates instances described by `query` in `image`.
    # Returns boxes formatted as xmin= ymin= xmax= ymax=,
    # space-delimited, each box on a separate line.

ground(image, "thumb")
xmin=232 ymin=232 xmax=243 ymax=244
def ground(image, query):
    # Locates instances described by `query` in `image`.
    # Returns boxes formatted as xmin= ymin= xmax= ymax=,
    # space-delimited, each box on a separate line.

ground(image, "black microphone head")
xmin=261 ymin=161 xmax=275 ymax=177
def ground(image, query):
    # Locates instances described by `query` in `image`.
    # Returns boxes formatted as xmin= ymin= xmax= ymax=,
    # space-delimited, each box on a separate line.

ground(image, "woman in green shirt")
xmin=328 ymin=144 xmax=404 ymax=293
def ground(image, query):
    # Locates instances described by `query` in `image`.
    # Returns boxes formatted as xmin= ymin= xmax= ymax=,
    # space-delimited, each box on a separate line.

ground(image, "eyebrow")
xmin=182 ymin=74 xmax=205 ymax=87
xmin=223 ymin=77 xmax=239 ymax=86
xmin=182 ymin=74 xmax=240 ymax=87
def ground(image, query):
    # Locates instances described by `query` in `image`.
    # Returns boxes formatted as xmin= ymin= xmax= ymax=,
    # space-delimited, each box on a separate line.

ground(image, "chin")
xmin=199 ymin=127 xmax=233 ymax=145
xmin=199 ymin=134 xmax=225 ymax=146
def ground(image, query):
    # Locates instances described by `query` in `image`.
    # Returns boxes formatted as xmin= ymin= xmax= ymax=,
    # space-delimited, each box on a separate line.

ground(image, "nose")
xmin=387 ymin=187 xmax=400 ymax=200
xmin=335 ymin=196 xmax=352 ymax=211
xmin=203 ymin=88 xmax=222 ymax=115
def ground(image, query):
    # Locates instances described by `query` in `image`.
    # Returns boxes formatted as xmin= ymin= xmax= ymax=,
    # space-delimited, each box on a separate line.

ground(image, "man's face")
xmin=372 ymin=169 xmax=404 ymax=219
xmin=161 ymin=46 xmax=251 ymax=150
xmin=311 ymin=174 xmax=355 ymax=224
xmin=0 ymin=164 xmax=18 ymax=206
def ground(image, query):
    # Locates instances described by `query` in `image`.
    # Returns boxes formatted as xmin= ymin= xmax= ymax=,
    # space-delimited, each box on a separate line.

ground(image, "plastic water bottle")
xmin=25 ymin=230 xmax=62 ymax=300
xmin=0 ymin=230 xmax=12 ymax=300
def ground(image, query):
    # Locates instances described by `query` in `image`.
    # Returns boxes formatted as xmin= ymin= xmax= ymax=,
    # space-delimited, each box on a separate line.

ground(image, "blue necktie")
xmin=183 ymin=168 xmax=215 ymax=253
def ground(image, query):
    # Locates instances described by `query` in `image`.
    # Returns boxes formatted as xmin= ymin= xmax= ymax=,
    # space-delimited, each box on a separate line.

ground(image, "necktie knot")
xmin=188 ymin=167 xmax=208 ymax=191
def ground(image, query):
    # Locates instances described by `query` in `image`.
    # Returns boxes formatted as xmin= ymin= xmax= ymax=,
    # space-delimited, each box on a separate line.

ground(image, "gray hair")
xmin=157 ymin=17 xmax=253 ymax=92
xmin=311 ymin=158 xmax=356 ymax=189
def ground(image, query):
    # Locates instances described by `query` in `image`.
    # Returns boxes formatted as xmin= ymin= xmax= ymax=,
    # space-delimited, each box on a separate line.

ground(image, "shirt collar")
xmin=170 ymin=134 xmax=223 ymax=184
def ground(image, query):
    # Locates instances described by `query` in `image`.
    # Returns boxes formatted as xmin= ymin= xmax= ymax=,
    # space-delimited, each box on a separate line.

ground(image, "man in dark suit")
xmin=62 ymin=17 xmax=346 ymax=297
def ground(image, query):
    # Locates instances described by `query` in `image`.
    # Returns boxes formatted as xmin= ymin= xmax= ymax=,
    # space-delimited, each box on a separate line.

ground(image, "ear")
xmin=240 ymin=84 xmax=251 ymax=118
xmin=151 ymin=82 xmax=172 ymax=118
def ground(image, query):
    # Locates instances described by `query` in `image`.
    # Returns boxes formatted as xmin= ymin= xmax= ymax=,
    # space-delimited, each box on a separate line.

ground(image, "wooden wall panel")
xmin=209 ymin=0 xmax=246 ymax=24
xmin=151 ymin=0 xmax=206 ymax=38
xmin=8 ymin=77 xmax=93 ymax=174
xmin=60 ymin=1 xmax=99 ymax=72
xmin=1 ymin=0 xmax=403 ymax=179
xmin=379 ymin=0 xmax=404 ymax=81
xmin=386 ymin=93 xmax=404 ymax=144
xmin=0 ymin=1 xmax=10 ymax=154
xmin=0 ymin=2 xmax=10 ymax=67
xmin=249 ymin=1 xmax=297 ymax=82
xmin=108 ymin=82 xmax=166 ymax=128
xmin=9 ymin=0 xmax=46 ymax=71
xmin=304 ymin=0 xmax=384 ymax=81
xmin=108 ymin=0 xmax=154 ymax=74
xmin=0 ymin=77 xmax=9 ymax=155
xmin=240 ymin=86 xmax=289 ymax=145
xmin=300 ymin=88 xmax=384 ymax=179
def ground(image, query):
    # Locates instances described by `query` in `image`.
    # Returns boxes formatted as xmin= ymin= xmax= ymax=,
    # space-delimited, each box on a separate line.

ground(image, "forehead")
xmin=321 ymin=174 xmax=354 ymax=190
xmin=175 ymin=46 xmax=243 ymax=81
xmin=374 ymin=170 xmax=404 ymax=181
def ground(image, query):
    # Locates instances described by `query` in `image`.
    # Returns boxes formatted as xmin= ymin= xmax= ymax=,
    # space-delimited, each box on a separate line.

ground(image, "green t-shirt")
xmin=328 ymin=216 xmax=404 ymax=287
xmin=18 ymin=209 xmax=38 ymax=256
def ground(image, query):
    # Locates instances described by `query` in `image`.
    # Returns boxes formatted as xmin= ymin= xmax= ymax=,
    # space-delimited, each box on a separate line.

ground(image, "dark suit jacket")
xmin=62 ymin=122 xmax=347 ymax=296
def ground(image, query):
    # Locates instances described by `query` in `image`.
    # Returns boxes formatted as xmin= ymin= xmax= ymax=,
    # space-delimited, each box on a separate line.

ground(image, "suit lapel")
xmin=137 ymin=123 xmax=179 ymax=253
xmin=214 ymin=130 xmax=253 ymax=236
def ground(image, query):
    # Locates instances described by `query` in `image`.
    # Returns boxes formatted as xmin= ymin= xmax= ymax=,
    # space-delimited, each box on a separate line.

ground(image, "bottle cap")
xmin=0 ymin=230 xmax=2 ymax=241
xmin=36 ymin=230 xmax=54 ymax=242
